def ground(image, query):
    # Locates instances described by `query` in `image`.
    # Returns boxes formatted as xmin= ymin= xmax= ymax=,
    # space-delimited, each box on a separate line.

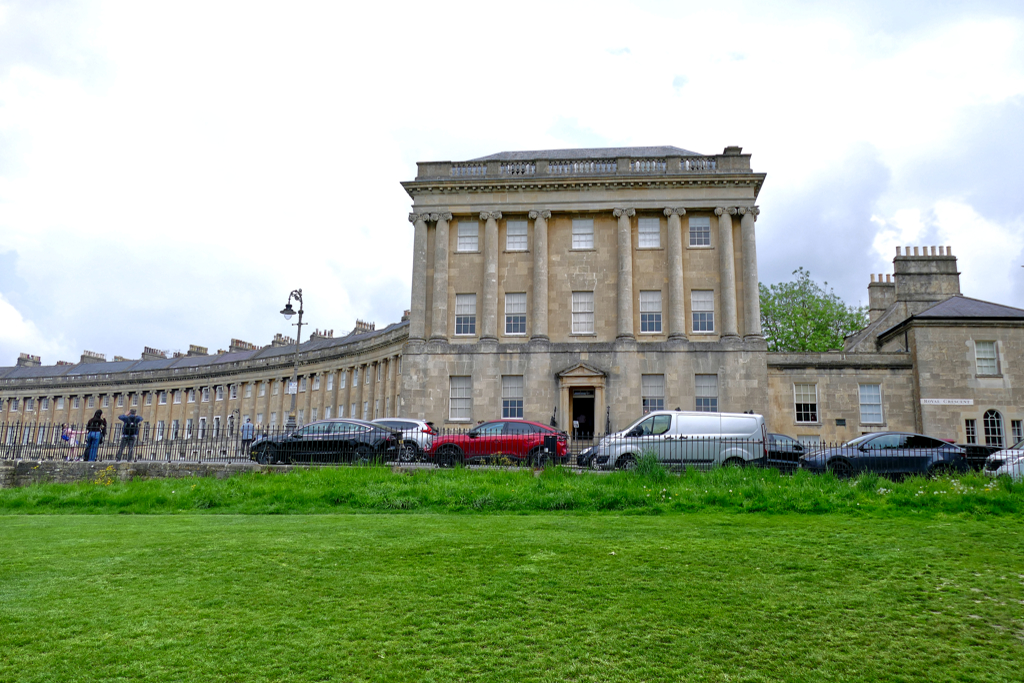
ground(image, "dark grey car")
xmin=799 ymin=431 xmax=968 ymax=478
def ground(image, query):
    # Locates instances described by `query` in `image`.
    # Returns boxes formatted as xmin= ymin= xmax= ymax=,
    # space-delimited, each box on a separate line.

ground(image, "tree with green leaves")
xmin=759 ymin=267 xmax=868 ymax=352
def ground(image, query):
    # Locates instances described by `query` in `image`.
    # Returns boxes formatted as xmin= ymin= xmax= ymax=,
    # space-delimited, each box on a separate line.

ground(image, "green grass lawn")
xmin=2 ymin=513 xmax=1022 ymax=682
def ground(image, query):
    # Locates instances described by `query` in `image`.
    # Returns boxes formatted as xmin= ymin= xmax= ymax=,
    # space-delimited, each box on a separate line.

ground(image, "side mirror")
xmin=627 ymin=428 xmax=641 ymax=438
xmin=291 ymin=433 xmax=303 ymax=440
xmin=468 ymin=431 xmax=478 ymax=439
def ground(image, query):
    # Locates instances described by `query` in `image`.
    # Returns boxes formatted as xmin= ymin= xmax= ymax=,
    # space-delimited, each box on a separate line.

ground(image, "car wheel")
xmin=436 ymin=445 xmax=463 ymax=468
xmin=257 ymin=445 xmax=278 ymax=466
xmin=617 ymin=454 xmax=637 ymax=471
xmin=828 ymin=459 xmax=854 ymax=479
xmin=528 ymin=447 xmax=552 ymax=469
xmin=723 ymin=457 xmax=746 ymax=468
xmin=353 ymin=444 xmax=375 ymax=466
xmin=398 ymin=442 xmax=420 ymax=463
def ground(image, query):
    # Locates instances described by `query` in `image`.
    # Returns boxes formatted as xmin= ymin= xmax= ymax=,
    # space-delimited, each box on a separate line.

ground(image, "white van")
xmin=582 ymin=410 xmax=767 ymax=470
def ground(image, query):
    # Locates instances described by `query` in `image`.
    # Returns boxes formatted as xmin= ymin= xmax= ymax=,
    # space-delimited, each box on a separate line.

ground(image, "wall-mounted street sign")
xmin=920 ymin=398 xmax=974 ymax=406
xmin=286 ymin=382 xmax=298 ymax=395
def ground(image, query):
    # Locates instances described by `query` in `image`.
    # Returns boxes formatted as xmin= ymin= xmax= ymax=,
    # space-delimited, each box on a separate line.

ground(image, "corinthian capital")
xmin=613 ymin=208 xmax=636 ymax=218
xmin=663 ymin=207 xmax=687 ymax=217
xmin=714 ymin=207 xmax=737 ymax=217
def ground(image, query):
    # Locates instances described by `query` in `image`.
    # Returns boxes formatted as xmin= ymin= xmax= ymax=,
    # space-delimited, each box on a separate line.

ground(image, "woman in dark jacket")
xmin=84 ymin=410 xmax=106 ymax=462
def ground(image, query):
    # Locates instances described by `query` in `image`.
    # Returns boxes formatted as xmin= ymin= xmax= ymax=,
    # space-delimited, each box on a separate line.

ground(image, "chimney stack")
xmin=16 ymin=353 xmax=41 ymax=367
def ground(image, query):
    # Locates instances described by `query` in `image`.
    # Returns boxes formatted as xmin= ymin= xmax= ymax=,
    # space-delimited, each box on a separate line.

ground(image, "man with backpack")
xmin=116 ymin=408 xmax=143 ymax=461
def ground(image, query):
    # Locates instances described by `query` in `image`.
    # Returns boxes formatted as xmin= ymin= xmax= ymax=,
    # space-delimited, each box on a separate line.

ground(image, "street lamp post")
xmin=280 ymin=289 xmax=305 ymax=430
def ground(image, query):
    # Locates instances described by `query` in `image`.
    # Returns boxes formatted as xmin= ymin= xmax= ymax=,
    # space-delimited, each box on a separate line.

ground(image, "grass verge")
xmin=0 ymin=464 xmax=1020 ymax=515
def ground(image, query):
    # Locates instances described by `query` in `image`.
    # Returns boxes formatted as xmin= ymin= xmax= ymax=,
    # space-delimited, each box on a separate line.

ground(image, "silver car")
xmin=984 ymin=438 xmax=1024 ymax=481
xmin=372 ymin=418 xmax=436 ymax=462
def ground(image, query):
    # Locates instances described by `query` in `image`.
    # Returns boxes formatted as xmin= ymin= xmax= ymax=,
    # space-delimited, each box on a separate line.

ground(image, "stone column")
xmin=739 ymin=206 xmax=763 ymax=339
xmin=614 ymin=208 xmax=636 ymax=339
xmin=664 ymin=207 xmax=687 ymax=340
xmin=481 ymin=211 xmax=501 ymax=341
xmin=408 ymin=213 xmax=429 ymax=341
xmin=429 ymin=212 xmax=452 ymax=341
xmin=367 ymin=362 xmax=377 ymax=419
xmin=529 ymin=210 xmax=550 ymax=341
xmin=715 ymin=207 xmax=739 ymax=338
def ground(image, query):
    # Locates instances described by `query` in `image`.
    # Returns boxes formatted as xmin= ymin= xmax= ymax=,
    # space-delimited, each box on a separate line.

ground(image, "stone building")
xmin=0 ymin=322 xmax=407 ymax=446
xmin=400 ymin=146 xmax=769 ymax=433
xmin=2 ymin=144 xmax=1022 ymax=453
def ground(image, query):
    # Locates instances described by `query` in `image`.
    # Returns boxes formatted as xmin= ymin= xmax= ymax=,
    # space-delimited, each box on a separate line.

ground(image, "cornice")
xmin=402 ymin=172 xmax=767 ymax=200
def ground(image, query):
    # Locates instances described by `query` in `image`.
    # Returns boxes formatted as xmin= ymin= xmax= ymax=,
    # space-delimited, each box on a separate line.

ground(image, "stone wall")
xmin=0 ymin=459 xmax=286 ymax=489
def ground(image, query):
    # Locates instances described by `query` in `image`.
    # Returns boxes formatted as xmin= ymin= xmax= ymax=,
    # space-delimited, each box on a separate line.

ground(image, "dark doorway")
xmin=571 ymin=389 xmax=595 ymax=438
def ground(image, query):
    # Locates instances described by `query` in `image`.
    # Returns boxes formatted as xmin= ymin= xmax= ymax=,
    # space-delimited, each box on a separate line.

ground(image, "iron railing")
xmin=0 ymin=421 xmax=998 ymax=476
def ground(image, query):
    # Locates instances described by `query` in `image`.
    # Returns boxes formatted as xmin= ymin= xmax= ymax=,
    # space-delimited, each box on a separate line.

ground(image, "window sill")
xmin=455 ymin=250 xmax=481 ymax=255
xmin=570 ymin=248 xmax=596 ymax=252
xmin=976 ymin=374 xmax=1003 ymax=378
xmin=690 ymin=331 xmax=716 ymax=336
xmin=687 ymin=245 xmax=714 ymax=250
xmin=570 ymin=333 xmax=597 ymax=337
xmin=503 ymin=250 xmax=530 ymax=254
xmin=637 ymin=246 xmax=664 ymax=251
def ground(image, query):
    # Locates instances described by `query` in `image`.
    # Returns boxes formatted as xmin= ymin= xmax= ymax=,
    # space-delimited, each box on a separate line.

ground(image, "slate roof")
xmin=0 ymin=320 xmax=410 ymax=381
xmin=914 ymin=296 xmax=1024 ymax=319
xmin=471 ymin=146 xmax=703 ymax=161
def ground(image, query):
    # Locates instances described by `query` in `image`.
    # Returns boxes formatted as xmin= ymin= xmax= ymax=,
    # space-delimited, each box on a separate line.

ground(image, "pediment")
xmin=556 ymin=362 xmax=607 ymax=379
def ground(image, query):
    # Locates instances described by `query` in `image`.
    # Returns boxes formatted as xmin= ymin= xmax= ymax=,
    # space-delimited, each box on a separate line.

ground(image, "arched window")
xmin=983 ymin=409 xmax=1004 ymax=448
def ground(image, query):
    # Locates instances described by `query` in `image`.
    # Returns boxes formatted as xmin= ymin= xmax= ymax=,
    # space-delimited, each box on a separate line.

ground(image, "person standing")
xmin=83 ymin=410 xmax=106 ymax=462
xmin=240 ymin=417 xmax=255 ymax=457
xmin=116 ymin=408 xmax=143 ymax=461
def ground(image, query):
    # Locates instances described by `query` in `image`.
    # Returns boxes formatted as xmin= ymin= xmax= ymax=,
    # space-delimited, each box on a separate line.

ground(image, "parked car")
xmin=956 ymin=443 xmax=1003 ymax=471
xmin=764 ymin=433 xmax=806 ymax=471
xmin=984 ymin=438 xmax=1024 ymax=481
xmin=799 ymin=432 xmax=968 ymax=478
xmin=249 ymin=418 xmax=401 ymax=465
xmin=372 ymin=418 xmax=436 ymax=462
xmin=427 ymin=419 xmax=568 ymax=467
xmin=580 ymin=411 xmax=767 ymax=471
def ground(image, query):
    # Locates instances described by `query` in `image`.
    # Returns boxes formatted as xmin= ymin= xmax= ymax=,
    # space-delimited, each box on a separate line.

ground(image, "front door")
xmin=571 ymin=390 xmax=595 ymax=438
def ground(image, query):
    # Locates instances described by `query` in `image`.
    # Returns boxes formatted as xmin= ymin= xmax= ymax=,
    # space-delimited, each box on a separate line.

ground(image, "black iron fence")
xmin=0 ymin=421 xmax=1000 ymax=476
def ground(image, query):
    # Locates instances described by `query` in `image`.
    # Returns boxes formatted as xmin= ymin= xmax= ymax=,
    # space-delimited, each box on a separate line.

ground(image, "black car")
xmin=249 ymin=418 xmax=401 ymax=465
xmin=799 ymin=431 xmax=968 ymax=478
xmin=763 ymin=433 xmax=806 ymax=471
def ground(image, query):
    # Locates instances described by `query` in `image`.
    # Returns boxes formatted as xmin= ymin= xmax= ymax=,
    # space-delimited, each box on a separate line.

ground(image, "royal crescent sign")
xmin=920 ymin=398 xmax=974 ymax=406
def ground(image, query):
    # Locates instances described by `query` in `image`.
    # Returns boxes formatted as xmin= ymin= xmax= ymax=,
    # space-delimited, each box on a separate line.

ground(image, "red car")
xmin=428 ymin=419 xmax=569 ymax=466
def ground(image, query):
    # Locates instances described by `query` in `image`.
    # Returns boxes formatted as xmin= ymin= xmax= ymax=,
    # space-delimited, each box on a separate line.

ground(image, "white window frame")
xmin=502 ymin=375 xmax=524 ymax=419
xmin=691 ymin=290 xmax=715 ymax=333
xmin=313 ymin=375 xmax=321 ymax=391
xmin=158 ymin=392 xmax=167 ymax=406
xmin=188 ymin=389 xmax=196 ymax=403
xmin=794 ymin=384 xmax=819 ymax=424
xmin=571 ymin=291 xmax=595 ymax=335
xmin=230 ymin=384 xmax=238 ymax=400
xmin=457 ymin=221 xmax=479 ymax=252
xmin=506 ymin=220 xmax=528 ymax=251
xmin=173 ymin=390 xmax=182 ymax=405
xmin=505 ymin=292 xmax=527 ymax=336
xmin=689 ymin=216 xmax=711 ymax=247
xmin=326 ymin=373 xmax=334 ymax=391
xmin=638 ymin=217 xmax=660 ymax=248
xmin=455 ymin=294 xmax=477 ymax=336
xmin=216 ymin=386 xmax=224 ymax=401
xmin=340 ymin=371 xmax=347 ymax=389
xmin=641 ymin=374 xmax=665 ymax=414
xmin=56 ymin=397 xmax=65 ymax=410
xmin=858 ymin=384 xmax=883 ymax=425
xmin=639 ymin=290 xmax=662 ymax=333
xmin=449 ymin=376 xmax=472 ymax=422
xmin=572 ymin=219 xmax=594 ymax=250
xmin=202 ymin=387 xmax=210 ymax=402
xmin=975 ymin=341 xmax=998 ymax=375
xmin=695 ymin=374 xmax=718 ymax=412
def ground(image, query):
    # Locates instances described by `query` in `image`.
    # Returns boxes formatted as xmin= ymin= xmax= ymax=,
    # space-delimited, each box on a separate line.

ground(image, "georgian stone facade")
xmin=3 ymin=145 xmax=1023 ymax=452
xmin=400 ymin=146 xmax=770 ymax=433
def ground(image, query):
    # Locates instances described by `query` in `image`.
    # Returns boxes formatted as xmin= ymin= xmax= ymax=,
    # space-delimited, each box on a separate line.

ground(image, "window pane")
xmin=458 ymin=221 xmax=478 ymax=251
xmin=695 ymin=374 xmax=718 ymax=412
xmin=572 ymin=219 xmax=594 ymax=249
xmin=572 ymin=292 xmax=595 ymax=334
xmin=638 ymin=217 xmax=660 ymax=248
xmin=794 ymin=384 xmax=818 ymax=423
xmin=640 ymin=290 xmax=662 ymax=333
xmin=691 ymin=290 xmax=714 ymax=332
xmin=689 ymin=216 xmax=711 ymax=246
xmin=502 ymin=375 xmax=524 ymax=419
xmin=506 ymin=220 xmax=528 ymax=251
xmin=641 ymin=374 xmax=665 ymax=414
xmin=450 ymin=376 xmax=472 ymax=421
xmin=505 ymin=292 xmax=527 ymax=335
xmin=859 ymin=384 xmax=883 ymax=424
xmin=455 ymin=294 xmax=477 ymax=335
xmin=975 ymin=341 xmax=997 ymax=374
xmin=984 ymin=409 xmax=1004 ymax=448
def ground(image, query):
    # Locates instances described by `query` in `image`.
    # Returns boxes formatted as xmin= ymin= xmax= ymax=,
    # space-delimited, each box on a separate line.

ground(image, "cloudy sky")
xmin=1 ymin=0 xmax=1023 ymax=366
